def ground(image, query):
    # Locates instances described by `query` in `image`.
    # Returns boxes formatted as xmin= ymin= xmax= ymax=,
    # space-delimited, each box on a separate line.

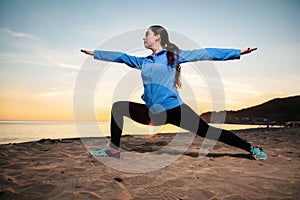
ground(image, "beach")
xmin=1 ymin=128 xmax=299 ymax=200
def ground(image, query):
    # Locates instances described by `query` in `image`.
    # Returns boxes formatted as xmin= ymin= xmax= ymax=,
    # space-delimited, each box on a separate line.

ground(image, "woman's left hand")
xmin=241 ymin=47 xmax=257 ymax=55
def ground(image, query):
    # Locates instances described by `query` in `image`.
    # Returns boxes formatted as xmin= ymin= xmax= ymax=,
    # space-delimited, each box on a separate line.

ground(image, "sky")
xmin=0 ymin=0 xmax=299 ymax=121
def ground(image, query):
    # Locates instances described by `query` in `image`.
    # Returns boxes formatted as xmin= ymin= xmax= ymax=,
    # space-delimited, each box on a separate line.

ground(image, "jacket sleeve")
xmin=94 ymin=50 xmax=144 ymax=69
xmin=179 ymin=48 xmax=241 ymax=63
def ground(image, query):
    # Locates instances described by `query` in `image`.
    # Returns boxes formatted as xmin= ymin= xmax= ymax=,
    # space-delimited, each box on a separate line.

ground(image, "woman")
xmin=81 ymin=25 xmax=267 ymax=160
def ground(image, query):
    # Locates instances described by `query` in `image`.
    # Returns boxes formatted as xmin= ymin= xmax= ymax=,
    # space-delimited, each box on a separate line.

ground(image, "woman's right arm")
xmin=81 ymin=49 xmax=144 ymax=69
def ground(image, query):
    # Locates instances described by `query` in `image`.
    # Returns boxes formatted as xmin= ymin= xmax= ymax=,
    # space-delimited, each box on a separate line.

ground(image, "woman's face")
xmin=143 ymin=28 xmax=159 ymax=49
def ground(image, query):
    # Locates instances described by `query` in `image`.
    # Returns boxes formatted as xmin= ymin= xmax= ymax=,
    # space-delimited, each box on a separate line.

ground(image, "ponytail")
xmin=166 ymin=42 xmax=182 ymax=89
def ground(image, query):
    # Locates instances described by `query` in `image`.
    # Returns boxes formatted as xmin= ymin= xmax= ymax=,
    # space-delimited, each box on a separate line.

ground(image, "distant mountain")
xmin=200 ymin=95 xmax=300 ymax=125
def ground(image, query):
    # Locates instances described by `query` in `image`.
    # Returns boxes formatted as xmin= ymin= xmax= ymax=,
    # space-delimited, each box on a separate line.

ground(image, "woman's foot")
xmin=250 ymin=144 xmax=267 ymax=160
xmin=89 ymin=146 xmax=121 ymax=159
xmin=106 ymin=147 xmax=121 ymax=159
xmin=89 ymin=146 xmax=108 ymax=157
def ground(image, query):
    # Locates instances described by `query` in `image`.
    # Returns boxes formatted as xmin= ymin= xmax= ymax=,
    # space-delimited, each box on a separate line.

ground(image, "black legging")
xmin=110 ymin=101 xmax=251 ymax=152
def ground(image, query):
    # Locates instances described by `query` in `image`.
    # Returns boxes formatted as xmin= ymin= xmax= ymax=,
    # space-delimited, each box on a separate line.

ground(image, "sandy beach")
xmin=1 ymin=128 xmax=299 ymax=200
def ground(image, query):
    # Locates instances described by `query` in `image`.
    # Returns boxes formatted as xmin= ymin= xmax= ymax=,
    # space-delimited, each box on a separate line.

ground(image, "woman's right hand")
xmin=81 ymin=49 xmax=94 ymax=56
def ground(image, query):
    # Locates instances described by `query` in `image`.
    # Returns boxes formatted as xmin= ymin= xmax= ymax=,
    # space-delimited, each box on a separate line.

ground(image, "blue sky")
xmin=0 ymin=0 xmax=299 ymax=120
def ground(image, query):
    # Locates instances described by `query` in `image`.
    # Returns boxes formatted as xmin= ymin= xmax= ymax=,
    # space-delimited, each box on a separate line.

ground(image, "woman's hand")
xmin=241 ymin=47 xmax=257 ymax=55
xmin=81 ymin=49 xmax=94 ymax=56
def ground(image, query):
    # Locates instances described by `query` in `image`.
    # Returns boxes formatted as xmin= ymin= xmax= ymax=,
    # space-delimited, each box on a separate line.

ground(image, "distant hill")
xmin=200 ymin=95 xmax=300 ymax=125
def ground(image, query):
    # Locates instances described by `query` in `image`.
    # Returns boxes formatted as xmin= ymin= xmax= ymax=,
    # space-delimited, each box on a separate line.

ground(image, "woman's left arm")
xmin=179 ymin=47 xmax=257 ymax=63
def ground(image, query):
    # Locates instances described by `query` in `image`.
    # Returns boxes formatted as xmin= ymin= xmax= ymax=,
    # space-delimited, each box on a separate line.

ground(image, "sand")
xmin=1 ymin=128 xmax=300 ymax=200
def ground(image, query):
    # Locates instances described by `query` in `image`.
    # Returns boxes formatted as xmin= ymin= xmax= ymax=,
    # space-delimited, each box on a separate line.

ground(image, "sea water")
xmin=0 ymin=120 xmax=272 ymax=144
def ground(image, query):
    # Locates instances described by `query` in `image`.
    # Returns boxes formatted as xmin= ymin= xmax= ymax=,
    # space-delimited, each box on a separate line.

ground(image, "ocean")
xmin=0 ymin=121 xmax=272 ymax=144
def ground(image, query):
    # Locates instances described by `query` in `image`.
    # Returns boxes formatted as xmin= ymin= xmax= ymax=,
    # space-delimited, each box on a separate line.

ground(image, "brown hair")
xmin=149 ymin=25 xmax=182 ymax=89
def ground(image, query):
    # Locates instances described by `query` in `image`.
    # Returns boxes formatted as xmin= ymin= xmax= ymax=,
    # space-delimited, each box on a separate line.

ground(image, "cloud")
xmin=222 ymin=79 xmax=260 ymax=95
xmin=37 ymin=86 xmax=72 ymax=98
xmin=0 ymin=28 xmax=40 ymax=41
xmin=57 ymin=63 xmax=80 ymax=70
xmin=0 ymin=28 xmax=82 ymax=70
xmin=0 ymin=51 xmax=81 ymax=70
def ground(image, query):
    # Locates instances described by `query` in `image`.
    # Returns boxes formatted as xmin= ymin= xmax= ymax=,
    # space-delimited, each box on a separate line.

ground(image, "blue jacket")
xmin=94 ymin=48 xmax=240 ymax=114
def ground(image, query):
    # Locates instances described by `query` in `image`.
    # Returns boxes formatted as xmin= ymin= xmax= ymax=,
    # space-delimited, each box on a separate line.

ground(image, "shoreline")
xmin=0 ymin=126 xmax=287 ymax=146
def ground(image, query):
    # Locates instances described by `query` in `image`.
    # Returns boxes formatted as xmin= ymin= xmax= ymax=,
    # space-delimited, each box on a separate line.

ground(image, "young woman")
xmin=81 ymin=25 xmax=267 ymax=160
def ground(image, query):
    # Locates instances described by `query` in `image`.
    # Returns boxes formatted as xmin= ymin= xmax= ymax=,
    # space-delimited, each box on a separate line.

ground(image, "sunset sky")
xmin=0 ymin=0 xmax=299 ymax=121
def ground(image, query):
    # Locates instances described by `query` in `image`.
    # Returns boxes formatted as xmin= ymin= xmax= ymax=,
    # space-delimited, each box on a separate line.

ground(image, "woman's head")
xmin=145 ymin=25 xmax=182 ymax=88
xmin=148 ymin=25 xmax=170 ymax=47
xmin=143 ymin=25 xmax=167 ymax=50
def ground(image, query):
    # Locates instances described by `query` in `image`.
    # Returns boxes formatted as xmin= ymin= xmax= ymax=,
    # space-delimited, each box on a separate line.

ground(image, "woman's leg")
xmin=166 ymin=104 xmax=251 ymax=152
xmin=110 ymin=101 xmax=151 ymax=148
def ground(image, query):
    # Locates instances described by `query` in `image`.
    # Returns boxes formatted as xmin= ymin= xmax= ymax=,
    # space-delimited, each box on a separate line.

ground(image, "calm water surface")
xmin=0 ymin=121 xmax=274 ymax=144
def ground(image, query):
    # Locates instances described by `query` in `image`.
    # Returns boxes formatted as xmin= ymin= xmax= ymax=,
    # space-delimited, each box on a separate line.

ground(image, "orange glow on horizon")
xmin=0 ymin=92 xmax=296 ymax=121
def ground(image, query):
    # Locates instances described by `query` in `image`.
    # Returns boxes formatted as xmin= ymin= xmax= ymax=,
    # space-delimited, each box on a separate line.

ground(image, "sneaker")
xmin=89 ymin=146 xmax=109 ymax=157
xmin=250 ymin=144 xmax=267 ymax=160
xmin=90 ymin=146 xmax=121 ymax=159
xmin=105 ymin=147 xmax=121 ymax=159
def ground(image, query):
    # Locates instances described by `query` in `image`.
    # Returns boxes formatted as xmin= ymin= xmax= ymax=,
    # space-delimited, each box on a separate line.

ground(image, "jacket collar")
xmin=147 ymin=49 xmax=167 ymax=59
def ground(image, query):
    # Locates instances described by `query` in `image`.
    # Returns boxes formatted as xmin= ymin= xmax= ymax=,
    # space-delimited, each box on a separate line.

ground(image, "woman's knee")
xmin=111 ymin=101 xmax=130 ymax=117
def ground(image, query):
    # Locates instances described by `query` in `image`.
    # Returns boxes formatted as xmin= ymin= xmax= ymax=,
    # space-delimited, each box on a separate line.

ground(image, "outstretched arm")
xmin=179 ymin=48 xmax=240 ymax=63
xmin=80 ymin=49 xmax=144 ymax=69
xmin=179 ymin=47 xmax=257 ymax=63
